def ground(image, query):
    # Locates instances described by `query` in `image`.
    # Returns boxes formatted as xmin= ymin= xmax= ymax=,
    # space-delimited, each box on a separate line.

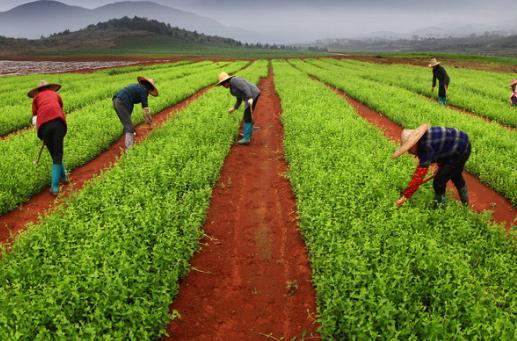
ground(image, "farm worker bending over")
xmin=509 ymin=79 xmax=517 ymax=106
xmin=218 ymin=72 xmax=261 ymax=145
xmin=113 ymin=76 xmax=158 ymax=150
xmin=29 ymin=80 xmax=68 ymax=196
xmin=429 ymin=58 xmax=450 ymax=106
xmin=393 ymin=124 xmax=471 ymax=208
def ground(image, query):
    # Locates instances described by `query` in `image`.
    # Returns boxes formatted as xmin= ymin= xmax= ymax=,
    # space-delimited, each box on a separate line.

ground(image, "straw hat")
xmin=428 ymin=58 xmax=441 ymax=67
xmin=27 ymin=80 xmax=61 ymax=98
xmin=137 ymin=76 xmax=158 ymax=96
xmin=510 ymin=79 xmax=517 ymax=88
xmin=217 ymin=72 xmax=234 ymax=86
xmin=392 ymin=124 xmax=429 ymax=159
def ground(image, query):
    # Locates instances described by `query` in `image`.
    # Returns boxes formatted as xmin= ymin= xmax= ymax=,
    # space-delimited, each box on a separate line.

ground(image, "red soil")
xmin=321 ymin=82 xmax=516 ymax=231
xmin=0 ymin=86 xmax=211 ymax=245
xmin=164 ymin=67 xmax=320 ymax=340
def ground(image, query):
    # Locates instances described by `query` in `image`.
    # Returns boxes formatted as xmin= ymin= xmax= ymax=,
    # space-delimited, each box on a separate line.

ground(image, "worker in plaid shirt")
xmin=392 ymin=124 xmax=471 ymax=207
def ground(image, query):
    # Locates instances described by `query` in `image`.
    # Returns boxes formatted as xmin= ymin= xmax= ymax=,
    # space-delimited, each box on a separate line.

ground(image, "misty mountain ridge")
xmin=0 ymin=0 xmax=265 ymax=42
xmin=0 ymin=16 xmax=297 ymax=58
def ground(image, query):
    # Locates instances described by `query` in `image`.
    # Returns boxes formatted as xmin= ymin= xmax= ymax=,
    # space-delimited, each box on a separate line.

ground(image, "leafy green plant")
xmin=293 ymin=59 xmax=517 ymax=205
xmin=316 ymin=58 xmax=517 ymax=127
xmin=0 ymin=61 xmax=216 ymax=136
xmin=0 ymin=61 xmax=248 ymax=215
xmin=0 ymin=60 xmax=268 ymax=339
xmin=273 ymin=60 xmax=517 ymax=340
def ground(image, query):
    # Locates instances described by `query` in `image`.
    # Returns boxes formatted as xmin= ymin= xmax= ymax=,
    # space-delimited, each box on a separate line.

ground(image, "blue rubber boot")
xmin=60 ymin=164 xmax=69 ymax=184
xmin=238 ymin=123 xmax=253 ymax=145
xmin=50 ymin=164 xmax=60 ymax=196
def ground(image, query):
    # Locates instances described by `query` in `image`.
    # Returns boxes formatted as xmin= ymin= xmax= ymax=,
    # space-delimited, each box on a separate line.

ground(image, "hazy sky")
xmin=1 ymin=0 xmax=515 ymax=42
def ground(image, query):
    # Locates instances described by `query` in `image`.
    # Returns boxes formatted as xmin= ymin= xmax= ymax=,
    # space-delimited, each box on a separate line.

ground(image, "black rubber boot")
xmin=433 ymin=193 xmax=446 ymax=208
xmin=458 ymin=186 xmax=469 ymax=206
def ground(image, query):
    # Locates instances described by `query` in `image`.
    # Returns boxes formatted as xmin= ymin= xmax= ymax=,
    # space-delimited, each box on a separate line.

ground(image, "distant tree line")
xmin=45 ymin=16 xmax=300 ymax=50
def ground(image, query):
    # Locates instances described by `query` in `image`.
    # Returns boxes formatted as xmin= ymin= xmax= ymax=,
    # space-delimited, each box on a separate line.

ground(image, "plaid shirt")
xmin=403 ymin=127 xmax=469 ymax=198
xmin=417 ymin=127 xmax=470 ymax=167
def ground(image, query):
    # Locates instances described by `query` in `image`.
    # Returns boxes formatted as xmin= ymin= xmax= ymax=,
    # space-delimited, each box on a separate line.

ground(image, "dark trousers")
xmin=433 ymin=143 xmax=471 ymax=196
xmin=113 ymin=97 xmax=134 ymax=133
xmin=244 ymin=95 xmax=260 ymax=124
xmin=38 ymin=119 xmax=67 ymax=165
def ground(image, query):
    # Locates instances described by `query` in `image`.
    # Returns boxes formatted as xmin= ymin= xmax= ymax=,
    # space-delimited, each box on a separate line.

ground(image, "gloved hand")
xmin=31 ymin=116 xmax=37 ymax=126
xmin=247 ymin=98 xmax=254 ymax=107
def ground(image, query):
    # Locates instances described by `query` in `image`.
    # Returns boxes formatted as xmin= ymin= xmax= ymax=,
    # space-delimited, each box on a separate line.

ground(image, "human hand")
xmin=143 ymin=107 xmax=152 ymax=124
xmin=247 ymin=98 xmax=253 ymax=107
xmin=396 ymin=196 xmax=407 ymax=208
xmin=228 ymin=107 xmax=236 ymax=113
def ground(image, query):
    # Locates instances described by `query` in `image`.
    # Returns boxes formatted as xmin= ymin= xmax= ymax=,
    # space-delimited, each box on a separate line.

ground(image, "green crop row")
xmin=0 ymin=61 xmax=216 ymax=136
xmin=293 ymin=59 xmax=517 ymax=205
xmin=273 ymin=60 xmax=517 ymax=340
xmin=321 ymin=58 xmax=516 ymax=99
xmin=0 ymin=61 xmax=249 ymax=216
xmin=317 ymin=58 xmax=517 ymax=127
xmin=0 ymin=60 xmax=268 ymax=340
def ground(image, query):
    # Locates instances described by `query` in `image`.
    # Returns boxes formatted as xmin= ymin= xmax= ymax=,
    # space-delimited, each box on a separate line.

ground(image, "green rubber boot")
xmin=238 ymin=123 xmax=253 ymax=145
xmin=60 ymin=164 xmax=69 ymax=184
xmin=50 ymin=164 xmax=60 ymax=196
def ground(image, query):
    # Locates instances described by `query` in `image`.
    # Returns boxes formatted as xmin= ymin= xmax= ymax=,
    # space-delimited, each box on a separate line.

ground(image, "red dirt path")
xmin=164 ymin=68 xmax=319 ymax=340
xmin=0 ymin=86 xmax=211 ymax=245
xmin=319 ymin=81 xmax=516 ymax=231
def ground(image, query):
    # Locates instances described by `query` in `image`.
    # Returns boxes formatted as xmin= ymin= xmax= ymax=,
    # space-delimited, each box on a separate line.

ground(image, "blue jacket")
xmin=114 ymin=84 xmax=149 ymax=113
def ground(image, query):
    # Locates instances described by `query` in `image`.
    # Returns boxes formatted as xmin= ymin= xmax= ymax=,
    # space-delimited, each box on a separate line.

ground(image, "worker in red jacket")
xmin=29 ymin=80 xmax=68 ymax=196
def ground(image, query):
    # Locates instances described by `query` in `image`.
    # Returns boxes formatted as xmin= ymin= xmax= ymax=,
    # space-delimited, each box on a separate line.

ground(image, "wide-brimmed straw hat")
xmin=428 ymin=58 xmax=441 ymax=67
xmin=392 ymin=124 xmax=429 ymax=159
xmin=217 ymin=72 xmax=234 ymax=86
xmin=27 ymin=80 xmax=61 ymax=98
xmin=510 ymin=79 xmax=517 ymax=88
xmin=137 ymin=76 xmax=158 ymax=96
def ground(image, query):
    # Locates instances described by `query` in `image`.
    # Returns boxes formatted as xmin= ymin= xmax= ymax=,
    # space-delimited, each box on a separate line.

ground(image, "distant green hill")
xmin=0 ymin=16 xmax=324 ymax=58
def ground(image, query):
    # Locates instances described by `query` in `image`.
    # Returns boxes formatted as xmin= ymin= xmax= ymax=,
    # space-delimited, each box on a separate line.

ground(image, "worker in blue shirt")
xmin=113 ymin=76 xmax=158 ymax=149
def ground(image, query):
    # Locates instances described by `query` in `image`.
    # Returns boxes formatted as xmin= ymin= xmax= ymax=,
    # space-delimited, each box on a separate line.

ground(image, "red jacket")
xmin=32 ymin=89 xmax=66 ymax=132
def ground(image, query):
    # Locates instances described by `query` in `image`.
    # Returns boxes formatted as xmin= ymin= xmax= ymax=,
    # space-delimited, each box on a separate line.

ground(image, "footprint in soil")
xmin=286 ymin=280 xmax=299 ymax=296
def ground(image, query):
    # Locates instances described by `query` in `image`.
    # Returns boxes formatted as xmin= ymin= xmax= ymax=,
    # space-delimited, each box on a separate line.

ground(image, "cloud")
xmin=1 ymin=0 xmax=515 ymax=43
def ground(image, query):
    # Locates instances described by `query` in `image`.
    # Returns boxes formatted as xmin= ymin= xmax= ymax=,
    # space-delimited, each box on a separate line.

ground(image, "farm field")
xmin=0 ymin=57 xmax=515 ymax=340
xmin=293 ymin=59 xmax=517 ymax=206
xmin=320 ymin=58 xmax=517 ymax=128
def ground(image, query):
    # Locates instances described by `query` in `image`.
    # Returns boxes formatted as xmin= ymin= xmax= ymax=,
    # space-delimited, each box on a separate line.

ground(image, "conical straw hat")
xmin=428 ymin=58 xmax=441 ymax=67
xmin=137 ymin=76 xmax=158 ymax=96
xmin=392 ymin=124 xmax=429 ymax=159
xmin=510 ymin=79 xmax=517 ymax=87
xmin=217 ymin=72 xmax=234 ymax=86
xmin=27 ymin=80 xmax=61 ymax=98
